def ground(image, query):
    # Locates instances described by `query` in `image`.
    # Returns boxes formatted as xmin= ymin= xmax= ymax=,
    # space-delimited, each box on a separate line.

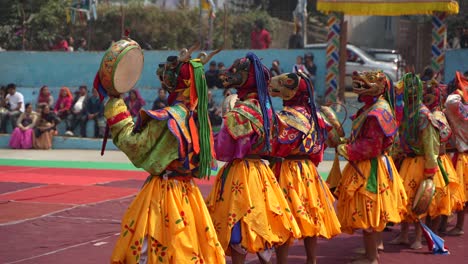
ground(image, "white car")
xmin=305 ymin=43 xmax=400 ymax=87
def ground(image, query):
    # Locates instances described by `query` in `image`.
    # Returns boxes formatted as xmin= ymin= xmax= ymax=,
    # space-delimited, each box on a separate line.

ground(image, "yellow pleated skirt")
xmin=206 ymin=159 xmax=301 ymax=254
xmin=399 ymin=155 xmax=460 ymax=222
xmin=111 ymin=176 xmax=225 ymax=264
xmin=336 ymin=155 xmax=407 ymax=234
xmin=273 ymin=159 xmax=341 ymax=239
xmin=454 ymin=152 xmax=468 ymax=202
xmin=440 ymin=154 xmax=465 ymax=212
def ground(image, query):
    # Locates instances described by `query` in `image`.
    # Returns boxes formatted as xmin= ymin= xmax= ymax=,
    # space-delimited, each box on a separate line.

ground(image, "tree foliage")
xmin=0 ymin=2 xmax=280 ymax=51
xmin=0 ymin=0 xmax=70 ymax=50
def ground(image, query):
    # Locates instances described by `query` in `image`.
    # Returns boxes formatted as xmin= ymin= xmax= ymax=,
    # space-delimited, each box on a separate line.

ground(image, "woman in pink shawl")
xmin=37 ymin=85 xmax=54 ymax=109
xmin=9 ymin=103 xmax=37 ymax=149
xmin=54 ymin=87 xmax=73 ymax=120
xmin=124 ymin=90 xmax=146 ymax=117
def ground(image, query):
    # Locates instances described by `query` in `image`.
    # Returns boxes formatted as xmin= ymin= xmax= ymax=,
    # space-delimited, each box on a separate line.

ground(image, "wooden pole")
xmin=338 ymin=19 xmax=347 ymax=105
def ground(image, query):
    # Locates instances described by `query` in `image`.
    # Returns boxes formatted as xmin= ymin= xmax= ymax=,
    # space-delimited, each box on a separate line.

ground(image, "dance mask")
xmin=269 ymin=73 xmax=303 ymax=101
xmin=351 ymin=70 xmax=388 ymax=98
xmin=156 ymin=43 xmax=220 ymax=93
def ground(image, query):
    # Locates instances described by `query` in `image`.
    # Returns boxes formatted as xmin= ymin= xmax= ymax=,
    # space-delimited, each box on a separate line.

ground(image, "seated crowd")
xmin=0 ymin=83 xmax=105 ymax=149
xmin=0 ymin=83 xmax=230 ymax=149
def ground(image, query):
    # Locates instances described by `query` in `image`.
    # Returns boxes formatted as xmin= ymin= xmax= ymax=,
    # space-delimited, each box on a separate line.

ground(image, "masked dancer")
xmin=206 ymin=53 xmax=300 ymax=264
xmin=268 ymin=72 xmax=341 ymax=264
xmin=444 ymin=71 xmax=468 ymax=236
xmin=100 ymin=46 xmax=225 ymax=264
xmin=390 ymin=72 xmax=458 ymax=249
xmin=335 ymin=71 xmax=407 ymax=264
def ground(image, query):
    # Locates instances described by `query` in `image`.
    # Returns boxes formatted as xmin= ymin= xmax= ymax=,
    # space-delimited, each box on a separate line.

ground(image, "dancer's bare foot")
xmin=446 ymin=227 xmax=464 ymax=236
xmin=410 ymin=240 xmax=423 ymax=250
xmin=348 ymin=256 xmax=378 ymax=264
xmin=389 ymin=235 xmax=409 ymax=245
xmin=352 ymin=246 xmax=384 ymax=255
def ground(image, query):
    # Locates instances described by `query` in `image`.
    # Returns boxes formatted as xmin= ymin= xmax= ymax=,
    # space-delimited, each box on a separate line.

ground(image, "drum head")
xmin=113 ymin=48 xmax=144 ymax=93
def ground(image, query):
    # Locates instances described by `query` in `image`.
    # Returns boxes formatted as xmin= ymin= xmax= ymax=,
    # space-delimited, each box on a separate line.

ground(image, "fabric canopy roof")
xmin=317 ymin=0 xmax=459 ymax=16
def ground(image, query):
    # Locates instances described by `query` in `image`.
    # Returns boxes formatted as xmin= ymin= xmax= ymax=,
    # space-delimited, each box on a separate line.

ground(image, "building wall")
xmin=444 ymin=49 xmax=468 ymax=82
xmin=345 ymin=16 xmax=399 ymax=49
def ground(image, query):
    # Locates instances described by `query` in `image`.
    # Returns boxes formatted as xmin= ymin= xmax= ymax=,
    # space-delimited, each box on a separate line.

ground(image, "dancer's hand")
xmin=425 ymin=174 xmax=434 ymax=180
xmin=336 ymin=144 xmax=349 ymax=160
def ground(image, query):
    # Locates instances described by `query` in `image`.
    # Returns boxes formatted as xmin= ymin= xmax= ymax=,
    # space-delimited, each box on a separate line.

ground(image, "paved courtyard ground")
xmin=0 ymin=149 xmax=466 ymax=263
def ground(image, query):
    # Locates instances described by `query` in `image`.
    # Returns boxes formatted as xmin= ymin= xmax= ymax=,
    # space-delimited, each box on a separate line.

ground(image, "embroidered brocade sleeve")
xmin=422 ymin=123 xmax=440 ymax=175
xmin=104 ymin=98 xmax=179 ymax=175
xmin=346 ymin=117 xmax=385 ymax=161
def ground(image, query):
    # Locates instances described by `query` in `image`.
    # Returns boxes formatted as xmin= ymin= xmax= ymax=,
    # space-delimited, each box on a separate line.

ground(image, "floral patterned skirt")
xmin=111 ymin=176 xmax=225 ymax=264
xmin=440 ymin=154 xmax=465 ymax=212
xmin=206 ymin=159 xmax=300 ymax=254
xmin=336 ymin=155 xmax=407 ymax=233
xmin=453 ymin=152 xmax=468 ymax=203
xmin=400 ymin=155 xmax=460 ymax=222
xmin=273 ymin=159 xmax=341 ymax=239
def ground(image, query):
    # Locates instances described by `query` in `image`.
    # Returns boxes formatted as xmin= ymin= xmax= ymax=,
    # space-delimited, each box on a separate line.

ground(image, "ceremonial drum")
xmin=98 ymin=38 xmax=144 ymax=96
xmin=320 ymin=105 xmax=345 ymax=147
xmin=412 ymin=179 xmax=436 ymax=216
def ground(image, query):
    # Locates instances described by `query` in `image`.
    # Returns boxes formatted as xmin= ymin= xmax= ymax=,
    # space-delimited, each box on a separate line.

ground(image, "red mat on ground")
xmin=0 ymin=184 xmax=137 ymax=205
xmin=0 ymin=201 xmax=72 ymax=224
xmin=0 ymin=165 xmax=148 ymax=181
xmin=0 ymin=166 xmax=217 ymax=186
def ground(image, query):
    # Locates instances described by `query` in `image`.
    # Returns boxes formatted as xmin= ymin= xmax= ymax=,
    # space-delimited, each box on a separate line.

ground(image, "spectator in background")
xmin=461 ymin=27 xmax=468 ymax=49
xmin=85 ymin=88 xmax=104 ymax=138
xmin=292 ymin=55 xmax=310 ymax=76
xmin=288 ymin=22 xmax=304 ymax=49
xmin=421 ymin=67 xmax=435 ymax=81
xmin=51 ymin=36 xmax=69 ymax=51
xmin=68 ymin=36 xmax=75 ymax=52
xmin=251 ymin=20 xmax=271 ymax=49
xmin=65 ymin=85 xmax=88 ymax=137
xmin=451 ymin=28 xmax=461 ymax=49
xmin=9 ymin=103 xmax=37 ymax=149
xmin=217 ymin=62 xmax=225 ymax=71
xmin=54 ymin=86 xmax=73 ymax=125
xmin=125 ymin=90 xmax=146 ymax=118
xmin=304 ymin=53 xmax=317 ymax=84
xmin=205 ymin=61 xmax=220 ymax=89
xmin=0 ymin=87 xmax=8 ymax=133
xmin=151 ymin=88 xmax=168 ymax=110
xmin=77 ymin=38 xmax=87 ymax=52
xmin=4 ymin=83 xmax=25 ymax=132
xmin=207 ymin=90 xmax=222 ymax=127
xmin=270 ymin=59 xmax=284 ymax=76
xmin=34 ymin=104 xmax=58 ymax=150
xmin=37 ymin=85 xmax=54 ymax=110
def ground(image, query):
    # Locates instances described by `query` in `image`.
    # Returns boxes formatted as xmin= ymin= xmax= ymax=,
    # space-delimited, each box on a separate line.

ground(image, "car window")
xmin=347 ymin=49 xmax=360 ymax=62
xmin=374 ymin=53 xmax=399 ymax=62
